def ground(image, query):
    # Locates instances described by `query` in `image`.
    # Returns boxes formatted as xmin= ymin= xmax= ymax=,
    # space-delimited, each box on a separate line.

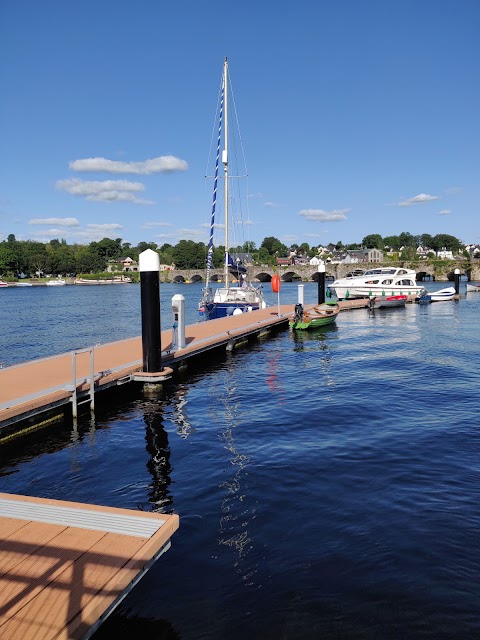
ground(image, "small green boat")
xmin=289 ymin=302 xmax=340 ymax=330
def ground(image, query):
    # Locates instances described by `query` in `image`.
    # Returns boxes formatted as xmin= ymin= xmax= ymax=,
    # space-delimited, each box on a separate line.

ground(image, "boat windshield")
xmin=363 ymin=268 xmax=397 ymax=275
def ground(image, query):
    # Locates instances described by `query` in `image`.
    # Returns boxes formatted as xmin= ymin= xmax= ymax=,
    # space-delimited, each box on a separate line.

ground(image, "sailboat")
xmin=198 ymin=58 xmax=266 ymax=320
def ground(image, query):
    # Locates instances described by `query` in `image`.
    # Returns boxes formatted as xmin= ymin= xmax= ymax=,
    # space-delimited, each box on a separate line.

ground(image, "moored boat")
xmin=198 ymin=58 xmax=265 ymax=320
xmin=466 ymin=282 xmax=480 ymax=292
xmin=428 ymin=286 xmax=456 ymax=302
xmin=289 ymin=302 xmax=340 ymax=330
xmin=416 ymin=289 xmax=432 ymax=304
xmin=370 ymin=294 xmax=408 ymax=309
xmin=0 ymin=280 xmax=9 ymax=287
xmin=329 ymin=267 xmax=423 ymax=300
xmin=46 ymin=278 xmax=66 ymax=286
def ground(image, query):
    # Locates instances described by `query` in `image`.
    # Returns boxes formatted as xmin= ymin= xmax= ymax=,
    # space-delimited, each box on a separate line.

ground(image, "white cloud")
xmin=438 ymin=209 xmax=451 ymax=215
xmin=29 ymin=217 xmax=80 ymax=226
xmin=56 ymin=178 xmax=155 ymax=204
xmin=264 ymin=201 xmax=285 ymax=208
xmin=304 ymin=232 xmax=328 ymax=237
xmin=282 ymin=235 xmax=298 ymax=243
xmin=444 ymin=186 xmax=462 ymax=195
xmin=69 ymin=156 xmax=188 ymax=174
xmin=298 ymin=208 xmax=350 ymax=222
xmin=200 ymin=222 xmax=225 ymax=229
xmin=175 ymin=228 xmax=205 ymax=239
xmin=234 ymin=219 xmax=253 ymax=225
xmin=86 ymin=223 xmax=124 ymax=230
xmin=31 ymin=228 xmax=75 ymax=238
xmin=248 ymin=192 xmax=264 ymax=199
xmin=142 ymin=221 xmax=175 ymax=229
xmin=154 ymin=233 xmax=177 ymax=239
xmin=396 ymin=193 xmax=439 ymax=207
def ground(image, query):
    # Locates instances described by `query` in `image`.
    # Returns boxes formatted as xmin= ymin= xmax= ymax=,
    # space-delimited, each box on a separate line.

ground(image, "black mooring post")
xmin=317 ymin=262 xmax=326 ymax=304
xmin=454 ymin=268 xmax=460 ymax=295
xmin=140 ymin=249 xmax=162 ymax=372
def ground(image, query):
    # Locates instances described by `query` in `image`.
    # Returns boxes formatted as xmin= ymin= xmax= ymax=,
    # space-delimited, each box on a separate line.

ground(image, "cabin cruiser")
xmin=329 ymin=267 xmax=423 ymax=300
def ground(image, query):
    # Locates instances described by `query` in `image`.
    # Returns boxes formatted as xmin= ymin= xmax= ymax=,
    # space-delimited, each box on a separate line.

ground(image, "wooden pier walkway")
xmin=0 ymin=492 xmax=179 ymax=639
xmin=0 ymin=300 xmax=371 ymax=439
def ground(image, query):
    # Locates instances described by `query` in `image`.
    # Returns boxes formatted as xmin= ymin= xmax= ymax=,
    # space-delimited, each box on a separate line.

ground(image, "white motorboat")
xmin=0 ymin=280 xmax=8 ymax=287
xmin=466 ymin=283 xmax=480 ymax=292
xmin=16 ymin=282 xmax=33 ymax=287
xmin=428 ymin=286 xmax=456 ymax=302
xmin=329 ymin=267 xmax=423 ymax=300
xmin=46 ymin=278 xmax=66 ymax=286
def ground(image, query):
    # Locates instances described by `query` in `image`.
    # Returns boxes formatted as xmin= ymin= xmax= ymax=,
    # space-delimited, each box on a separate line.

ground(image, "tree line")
xmin=0 ymin=231 xmax=467 ymax=277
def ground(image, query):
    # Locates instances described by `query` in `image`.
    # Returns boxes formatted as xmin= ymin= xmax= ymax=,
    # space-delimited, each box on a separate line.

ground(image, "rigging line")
xmin=227 ymin=68 xmax=250 ymax=251
xmin=203 ymin=72 xmax=224 ymax=247
xmin=205 ymin=77 xmax=224 ymax=287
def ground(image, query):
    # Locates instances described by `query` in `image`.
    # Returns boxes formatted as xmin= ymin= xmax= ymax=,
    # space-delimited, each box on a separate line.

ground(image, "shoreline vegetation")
xmin=1 ymin=232 xmax=478 ymax=283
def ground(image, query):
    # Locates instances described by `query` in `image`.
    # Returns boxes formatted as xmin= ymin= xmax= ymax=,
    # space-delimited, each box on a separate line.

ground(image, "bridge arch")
xmin=254 ymin=271 xmax=272 ymax=283
xmin=446 ymin=269 xmax=469 ymax=281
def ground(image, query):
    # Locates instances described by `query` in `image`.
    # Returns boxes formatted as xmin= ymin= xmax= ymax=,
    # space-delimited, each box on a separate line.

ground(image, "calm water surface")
xmin=1 ymin=282 xmax=479 ymax=639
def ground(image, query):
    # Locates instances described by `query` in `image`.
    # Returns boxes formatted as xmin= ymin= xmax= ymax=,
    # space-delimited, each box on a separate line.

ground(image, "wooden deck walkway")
xmin=0 ymin=492 xmax=179 ymax=639
xmin=0 ymin=300 xmax=372 ymax=437
xmin=0 ymin=306 xmax=292 ymax=435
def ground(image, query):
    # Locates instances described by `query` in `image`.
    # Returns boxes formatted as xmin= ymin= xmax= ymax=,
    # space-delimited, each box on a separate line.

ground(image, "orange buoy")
xmin=271 ymin=274 xmax=281 ymax=293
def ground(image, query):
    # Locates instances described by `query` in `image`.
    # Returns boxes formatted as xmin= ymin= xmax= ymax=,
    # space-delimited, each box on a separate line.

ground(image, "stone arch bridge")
xmin=161 ymin=261 xmax=479 ymax=284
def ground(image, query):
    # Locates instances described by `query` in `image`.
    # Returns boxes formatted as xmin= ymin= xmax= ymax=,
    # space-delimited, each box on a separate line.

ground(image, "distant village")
xmin=275 ymin=243 xmax=480 ymax=267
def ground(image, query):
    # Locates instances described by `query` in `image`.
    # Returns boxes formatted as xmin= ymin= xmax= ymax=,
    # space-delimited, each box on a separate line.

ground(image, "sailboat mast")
xmin=222 ymin=57 xmax=229 ymax=288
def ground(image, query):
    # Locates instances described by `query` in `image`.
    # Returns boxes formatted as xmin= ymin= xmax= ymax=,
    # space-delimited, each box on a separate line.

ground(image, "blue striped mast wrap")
xmin=205 ymin=79 xmax=224 ymax=289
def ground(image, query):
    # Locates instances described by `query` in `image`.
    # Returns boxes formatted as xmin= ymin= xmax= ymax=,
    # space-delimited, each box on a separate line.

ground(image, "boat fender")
xmin=233 ymin=308 xmax=243 ymax=315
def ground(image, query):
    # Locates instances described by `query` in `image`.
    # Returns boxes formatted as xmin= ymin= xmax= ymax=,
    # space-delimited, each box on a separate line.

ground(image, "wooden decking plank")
xmin=63 ymin=514 xmax=179 ymax=639
xmin=0 ymin=531 xmax=144 ymax=640
xmin=0 ymin=516 xmax=29 ymax=540
xmin=0 ymin=520 xmax=67 ymax=578
xmin=0 ymin=526 xmax=107 ymax=633
xmin=0 ymin=494 xmax=179 ymax=640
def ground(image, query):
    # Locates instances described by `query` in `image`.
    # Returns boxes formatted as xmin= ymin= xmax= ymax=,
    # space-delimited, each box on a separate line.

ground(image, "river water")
xmin=1 ymin=282 xmax=479 ymax=639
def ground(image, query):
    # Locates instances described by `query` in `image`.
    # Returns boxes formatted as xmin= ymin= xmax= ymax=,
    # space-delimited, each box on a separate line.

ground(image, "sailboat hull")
xmin=200 ymin=301 xmax=261 ymax=319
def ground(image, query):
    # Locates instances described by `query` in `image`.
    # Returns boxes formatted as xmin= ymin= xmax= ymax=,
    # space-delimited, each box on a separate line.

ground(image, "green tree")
xmin=383 ymin=235 xmax=401 ymax=250
xmin=0 ymin=245 xmax=16 ymax=274
xmin=431 ymin=234 xmax=462 ymax=253
xmin=398 ymin=232 xmax=416 ymax=248
xmin=256 ymin=247 xmax=272 ymax=265
xmin=242 ymin=241 xmax=256 ymax=253
xmin=259 ymin=236 xmax=288 ymax=257
xmin=420 ymin=234 xmax=434 ymax=249
xmin=212 ymin=246 xmax=225 ymax=268
xmin=136 ymin=241 xmax=158 ymax=254
xmin=75 ymin=246 xmax=107 ymax=273
xmin=172 ymin=240 xmax=207 ymax=269
xmin=299 ymin=242 xmax=310 ymax=255
xmin=362 ymin=234 xmax=383 ymax=249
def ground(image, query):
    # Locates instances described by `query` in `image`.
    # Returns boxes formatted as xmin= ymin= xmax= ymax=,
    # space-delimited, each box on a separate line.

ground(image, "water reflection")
xmin=216 ymin=368 xmax=256 ymax=579
xmin=143 ymin=401 xmax=174 ymax=513
xmin=291 ymin=323 xmax=337 ymax=351
xmin=170 ymin=384 xmax=194 ymax=439
xmin=266 ymin=353 xmax=286 ymax=404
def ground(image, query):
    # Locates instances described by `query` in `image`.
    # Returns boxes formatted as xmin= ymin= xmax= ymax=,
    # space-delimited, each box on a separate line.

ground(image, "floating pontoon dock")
xmin=0 ymin=300 xmax=374 ymax=438
xmin=0 ymin=492 xmax=179 ymax=639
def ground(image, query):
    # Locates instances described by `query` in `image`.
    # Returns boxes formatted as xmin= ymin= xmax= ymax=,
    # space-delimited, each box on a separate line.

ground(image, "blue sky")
xmin=1 ymin=0 xmax=479 ymax=250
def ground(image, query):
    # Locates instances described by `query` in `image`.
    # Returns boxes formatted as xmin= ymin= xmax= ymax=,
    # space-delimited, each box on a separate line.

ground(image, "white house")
xmin=436 ymin=248 xmax=454 ymax=259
